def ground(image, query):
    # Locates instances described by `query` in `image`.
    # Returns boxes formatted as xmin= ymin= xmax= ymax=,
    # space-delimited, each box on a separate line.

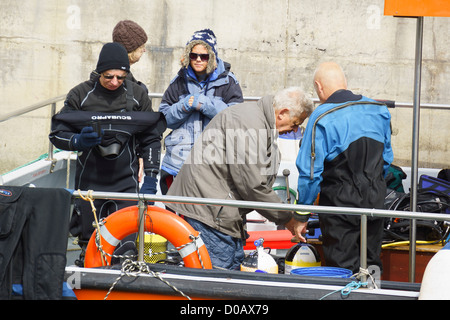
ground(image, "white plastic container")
xmin=241 ymin=238 xmax=278 ymax=274
xmin=419 ymin=242 xmax=450 ymax=300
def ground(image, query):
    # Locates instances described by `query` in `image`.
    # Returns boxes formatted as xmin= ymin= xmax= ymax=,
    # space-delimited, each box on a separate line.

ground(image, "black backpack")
xmin=384 ymin=175 xmax=450 ymax=242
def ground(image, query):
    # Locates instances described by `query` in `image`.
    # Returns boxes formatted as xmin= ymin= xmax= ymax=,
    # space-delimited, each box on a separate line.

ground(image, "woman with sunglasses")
xmin=159 ymin=29 xmax=244 ymax=196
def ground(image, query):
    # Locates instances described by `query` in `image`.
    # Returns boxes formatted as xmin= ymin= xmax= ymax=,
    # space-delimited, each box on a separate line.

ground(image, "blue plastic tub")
xmin=291 ymin=267 xmax=352 ymax=278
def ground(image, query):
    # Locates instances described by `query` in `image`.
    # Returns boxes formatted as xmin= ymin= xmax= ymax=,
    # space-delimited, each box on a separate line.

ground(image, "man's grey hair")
xmin=273 ymin=87 xmax=313 ymax=118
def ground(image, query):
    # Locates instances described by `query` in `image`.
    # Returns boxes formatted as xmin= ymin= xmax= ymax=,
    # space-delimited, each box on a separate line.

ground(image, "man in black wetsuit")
xmin=49 ymin=42 xmax=166 ymax=266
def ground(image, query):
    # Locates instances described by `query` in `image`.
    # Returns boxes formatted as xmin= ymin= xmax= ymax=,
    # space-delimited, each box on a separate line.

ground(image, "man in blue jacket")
xmin=296 ymin=62 xmax=394 ymax=273
xmin=159 ymin=29 xmax=243 ymax=195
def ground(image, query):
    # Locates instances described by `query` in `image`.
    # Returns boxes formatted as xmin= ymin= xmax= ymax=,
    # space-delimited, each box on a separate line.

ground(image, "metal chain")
xmin=91 ymin=219 xmax=205 ymax=300
xmin=104 ymin=259 xmax=191 ymax=300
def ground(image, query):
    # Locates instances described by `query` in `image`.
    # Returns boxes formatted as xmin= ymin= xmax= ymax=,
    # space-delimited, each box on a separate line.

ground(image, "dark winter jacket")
xmin=159 ymin=58 xmax=243 ymax=175
xmin=49 ymin=79 xmax=166 ymax=193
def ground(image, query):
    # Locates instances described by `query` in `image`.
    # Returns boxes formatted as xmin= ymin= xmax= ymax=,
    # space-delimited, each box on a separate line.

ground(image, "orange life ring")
xmin=84 ymin=205 xmax=212 ymax=269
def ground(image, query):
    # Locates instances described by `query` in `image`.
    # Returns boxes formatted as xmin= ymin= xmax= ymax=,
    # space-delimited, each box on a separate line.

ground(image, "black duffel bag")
xmin=384 ymin=175 xmax=450 ymax=242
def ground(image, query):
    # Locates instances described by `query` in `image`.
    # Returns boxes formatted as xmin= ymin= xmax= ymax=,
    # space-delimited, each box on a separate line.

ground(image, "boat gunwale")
xmin=65 ymin=264 xmax=420 ymax=300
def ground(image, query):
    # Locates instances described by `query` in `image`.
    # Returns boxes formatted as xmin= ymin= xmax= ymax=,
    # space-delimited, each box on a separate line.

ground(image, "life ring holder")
xmin=84 ymin=205 xmax=213 ymax=269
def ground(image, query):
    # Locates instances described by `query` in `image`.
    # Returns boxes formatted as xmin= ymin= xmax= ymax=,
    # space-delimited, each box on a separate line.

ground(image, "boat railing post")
xmin=137 ymin=200 xmax=146 ymax=262
xmin=360 ymin=214 xmax=368 ymax=285
xmin=47 ymin=102 xmax=57 ymax=163
xmin=409 ymin=15 xmax=424 ymax=283
xmin=283 ymin=169 xmax=291 ymax=203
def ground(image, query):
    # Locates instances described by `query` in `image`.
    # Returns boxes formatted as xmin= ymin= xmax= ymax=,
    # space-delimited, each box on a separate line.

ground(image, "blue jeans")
xmin=184 ymin=217 xmax=245 ymax=270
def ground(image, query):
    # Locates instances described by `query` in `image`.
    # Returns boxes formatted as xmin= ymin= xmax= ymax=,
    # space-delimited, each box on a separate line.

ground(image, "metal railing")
xmin=1 ymin=91 xmax=448 ymax=161
xmin=0 ymin=94 xmax=66 ymax=163
xmin=2 ymin=92 xmax=450 ymax=125
xmin=0 ymin=94 xmax=66 ymax=123
xmin=1 ymin=92 xmax=448 ymax=165
xmin=148 ymin=93 xmax=450 ymax=110
xmin=76 ymin=190 xmax=449 ymax=222
xmin=74 ymin=189 xmax=450 ymax=284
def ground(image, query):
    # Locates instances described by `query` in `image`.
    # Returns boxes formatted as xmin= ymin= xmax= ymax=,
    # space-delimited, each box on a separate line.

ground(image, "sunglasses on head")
xmin=189 ymin=52 xmax=209 ymax=61
xmin=102 ymin=74 xmax=127 ymax=80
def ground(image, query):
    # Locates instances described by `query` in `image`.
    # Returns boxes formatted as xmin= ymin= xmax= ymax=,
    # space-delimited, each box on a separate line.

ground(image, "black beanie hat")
xmin=96 ymin=42 xmax=130 ymax=74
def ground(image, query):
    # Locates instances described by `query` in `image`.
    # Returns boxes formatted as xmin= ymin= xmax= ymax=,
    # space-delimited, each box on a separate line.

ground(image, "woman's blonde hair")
xmin=180 ymin=40 xmax=217 ymax=75
xmin=128 ymin=44 xmax=146 ymax=65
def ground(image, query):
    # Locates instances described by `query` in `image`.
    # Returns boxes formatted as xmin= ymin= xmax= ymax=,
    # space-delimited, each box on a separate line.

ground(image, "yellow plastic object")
xmin=136 ymin=233 xmax=168 ymax=263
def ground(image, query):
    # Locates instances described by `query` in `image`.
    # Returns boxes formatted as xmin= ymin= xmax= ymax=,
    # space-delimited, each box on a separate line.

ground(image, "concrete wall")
xmin=0 ymin=0 xmax=449 ymax=174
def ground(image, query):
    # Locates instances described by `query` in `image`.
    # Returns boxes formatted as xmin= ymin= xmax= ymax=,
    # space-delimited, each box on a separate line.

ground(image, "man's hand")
xmin=138 ymin=158 xmax=144 ymax=183
xmin=285 ymin=218 xmax=308 ymax=243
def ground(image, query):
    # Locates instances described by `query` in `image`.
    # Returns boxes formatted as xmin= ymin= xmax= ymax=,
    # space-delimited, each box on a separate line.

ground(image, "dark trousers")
xmin=184 ymin=217 xmax=244 ymax=270
xmin=70 ymin=198 xmax=135 ymax=244
xmin=70 ymin=197 xmax=139 ymax=265
xmin=318 ymin=213 xmax=384 ymax=274
xmin=0 ymin=187 xmax=72 ymax=299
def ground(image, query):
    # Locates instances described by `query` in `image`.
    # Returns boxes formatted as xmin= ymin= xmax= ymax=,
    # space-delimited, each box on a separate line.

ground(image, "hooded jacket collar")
xmin=257 ymin=95 xmax=276 ymax=130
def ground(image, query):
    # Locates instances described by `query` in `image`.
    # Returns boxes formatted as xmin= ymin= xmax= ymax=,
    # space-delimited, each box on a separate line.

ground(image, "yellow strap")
xmin=295 ymin=211 xmax=311 ymax=216
xmin=78 ymin=189 xmax=107 ymax=266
